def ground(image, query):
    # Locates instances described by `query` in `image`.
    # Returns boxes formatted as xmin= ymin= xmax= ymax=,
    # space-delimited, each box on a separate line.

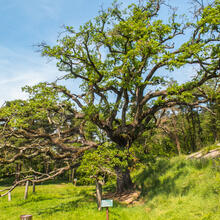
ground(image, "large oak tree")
xmin=38 ymin=0 xmax=219 ymax=192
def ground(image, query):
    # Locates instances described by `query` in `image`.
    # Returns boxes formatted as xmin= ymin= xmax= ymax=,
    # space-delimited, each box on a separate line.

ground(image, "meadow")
xmin=0 ymin=157 xmax=219 ymax=220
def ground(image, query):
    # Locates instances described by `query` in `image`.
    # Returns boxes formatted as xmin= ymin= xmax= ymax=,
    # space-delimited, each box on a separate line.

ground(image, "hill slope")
xmin=0 ymin=154 xmax=219 ymax=220
xmin=133 ymin=155 xmax=220 ymax=219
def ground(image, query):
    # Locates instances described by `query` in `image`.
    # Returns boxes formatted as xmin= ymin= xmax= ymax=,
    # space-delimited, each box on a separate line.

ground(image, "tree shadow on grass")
xmin=188 ymin=159 xmax=211 ymax=170
xmin=36 ymin=199 xmax=83 ymax=215
xmin=36 ymin=189 xmax=96 ymax=215
xmin=16 ymin=195 xmax=55 ymax=206
xmin=135 ymin=159 xmax=189 ymax=200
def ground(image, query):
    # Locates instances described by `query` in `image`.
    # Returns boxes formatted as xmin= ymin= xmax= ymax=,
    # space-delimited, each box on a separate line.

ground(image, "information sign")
xmin=101 ymin=200 xmax=113 ymax=208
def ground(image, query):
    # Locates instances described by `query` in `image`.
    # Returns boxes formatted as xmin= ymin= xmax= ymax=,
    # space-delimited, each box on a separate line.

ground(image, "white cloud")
xmin=0 ymin=45 xmax=62 ymax=106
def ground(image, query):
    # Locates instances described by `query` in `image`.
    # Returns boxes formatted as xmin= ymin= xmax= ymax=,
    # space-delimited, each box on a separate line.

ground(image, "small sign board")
xmin=101 ymin=199 xmax=113 ymax=208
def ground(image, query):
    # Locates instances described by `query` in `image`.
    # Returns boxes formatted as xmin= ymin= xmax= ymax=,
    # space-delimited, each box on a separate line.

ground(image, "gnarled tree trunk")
xmin=115 ymin=167 xmax=133 ymax=194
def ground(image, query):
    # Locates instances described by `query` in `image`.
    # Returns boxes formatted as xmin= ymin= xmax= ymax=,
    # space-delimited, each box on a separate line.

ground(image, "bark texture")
xmin=115 ymin=168 xmax=133 ymax=193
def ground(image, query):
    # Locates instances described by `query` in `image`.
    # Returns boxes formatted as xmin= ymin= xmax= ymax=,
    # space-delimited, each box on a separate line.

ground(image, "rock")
xmin=203 ymin=149 xmax=220 ymax=159
xmin=187 ymin=148 xmax=220 ymax=159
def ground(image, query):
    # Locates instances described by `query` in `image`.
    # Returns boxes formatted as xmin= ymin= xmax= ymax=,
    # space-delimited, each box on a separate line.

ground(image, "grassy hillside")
xmin=133 ymin=156 xmax=220 ymax=220
xmin=0 ymin=156 xmax=219 ymax=220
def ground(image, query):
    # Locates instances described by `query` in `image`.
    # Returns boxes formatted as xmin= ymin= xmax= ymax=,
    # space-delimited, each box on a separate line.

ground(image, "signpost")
xmin=73 ymin=178 xmax=77 ymax=186
xmin=101 ymin=200 xmax=113 ymax=220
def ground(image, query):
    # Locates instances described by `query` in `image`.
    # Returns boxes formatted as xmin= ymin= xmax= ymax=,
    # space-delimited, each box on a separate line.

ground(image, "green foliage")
xmin=78 ymin=142 xmax=133 ymax=184
xmin=40 ymin=0 xmax=219 ymax=132
xmin=0 ymin=83 xmax=65 ymax=129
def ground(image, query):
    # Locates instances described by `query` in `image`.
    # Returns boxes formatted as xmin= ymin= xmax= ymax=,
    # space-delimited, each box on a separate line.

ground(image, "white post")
xmin=8 ymin=192 xmax=11 ymax=201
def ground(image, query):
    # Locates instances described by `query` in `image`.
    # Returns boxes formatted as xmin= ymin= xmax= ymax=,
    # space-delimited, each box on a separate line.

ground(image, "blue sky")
xmin=0 ymin=0 xmax=197 ymax=105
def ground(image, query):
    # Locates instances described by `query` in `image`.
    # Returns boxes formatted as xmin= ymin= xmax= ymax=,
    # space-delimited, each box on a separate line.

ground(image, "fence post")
xmin=33 ymin=177 xmax=36 ymax=193
xmin=24 ymin=180 xmax=29 ymax=200
xmin=20 ymin=214 xmax=32 ymax=220
xmin=8 ymin=192 xmax=11 ymax=201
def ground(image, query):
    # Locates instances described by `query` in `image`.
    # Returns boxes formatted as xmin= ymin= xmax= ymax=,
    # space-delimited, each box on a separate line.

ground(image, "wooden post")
xmin=20 ymin=215 xmax=32 ymax=220
xmin=33 ymin=181 xmax=35 ymax=193
xmin=106 ymin=207 xmax=109 ymax=220
xmin=96 ymin=180 xmax=102 ymax=211
xmin=8 ymin=192 xmax=11 ymax=201
xmin=101 ymin=200 xmax=113 ymax=220
xmin=24 ymin=180 xmax=29 ymax=200
xmin=33 ymin=176 xmax=36 ymax=193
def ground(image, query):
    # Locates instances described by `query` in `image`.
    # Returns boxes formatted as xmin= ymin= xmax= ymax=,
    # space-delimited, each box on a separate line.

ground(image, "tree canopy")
xmin=41 ymin=0 xmax=219 ymax=148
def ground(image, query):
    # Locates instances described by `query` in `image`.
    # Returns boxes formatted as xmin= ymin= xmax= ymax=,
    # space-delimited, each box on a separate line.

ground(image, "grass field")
xmin=0 ymin=157 xmax=220 ymax=220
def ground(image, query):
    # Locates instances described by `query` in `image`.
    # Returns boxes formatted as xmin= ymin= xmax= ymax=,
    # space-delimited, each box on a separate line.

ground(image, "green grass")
xmin=0 ymin=184 xmax=148 ymax=220
xmin=134 ymin=157 xmax=220 ymax=220
xmin=0 ymin=157 xmax=220 ymax=219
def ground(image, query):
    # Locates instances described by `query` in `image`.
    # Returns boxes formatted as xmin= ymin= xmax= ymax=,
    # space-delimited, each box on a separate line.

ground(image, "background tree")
xmin=152 ymin=78 xmax=220 ymax=155
xmin=0 ymin=83 xmax=98 ymax=197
